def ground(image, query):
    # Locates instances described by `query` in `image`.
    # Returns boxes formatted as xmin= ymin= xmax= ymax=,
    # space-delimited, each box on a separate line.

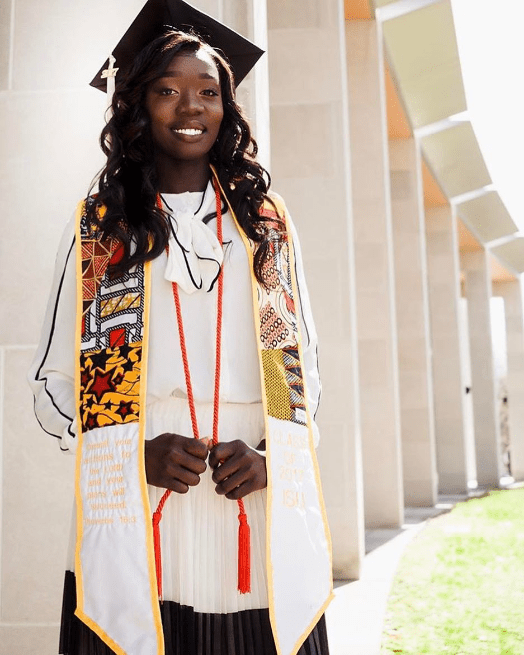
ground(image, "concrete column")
xmin=458 ymin=297 xmax=477 ymax=483
xmin=494 ymin=279 xmax=524 ymax=481
xmin=425 ymin=206 xmax=469 ymax=493
xmin=268 ymin=1 xmax=365 ymax=577
xmin=220 ymin=0 xmax=270 ymax=166
xmin=345 ymin=19 xmax=403 ymax=528
xmin=390 ymin=138 xmax=438 ymax=506
xmin=462 ymin=250 xmax=502 ymax=487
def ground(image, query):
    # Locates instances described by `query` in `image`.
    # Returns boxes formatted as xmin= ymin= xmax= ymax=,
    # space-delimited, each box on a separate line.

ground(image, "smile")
xmin=173 ymin=128 xmax=204 ymax=136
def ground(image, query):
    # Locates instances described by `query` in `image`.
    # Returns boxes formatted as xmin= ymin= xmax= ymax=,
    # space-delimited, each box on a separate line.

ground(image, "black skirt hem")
xmin=59 ymin=571 xmax=330 ymax=655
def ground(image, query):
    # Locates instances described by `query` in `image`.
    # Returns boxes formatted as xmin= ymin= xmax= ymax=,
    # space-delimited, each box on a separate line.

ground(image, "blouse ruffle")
xmin=162 ymin=183 xmax=224 ymax=294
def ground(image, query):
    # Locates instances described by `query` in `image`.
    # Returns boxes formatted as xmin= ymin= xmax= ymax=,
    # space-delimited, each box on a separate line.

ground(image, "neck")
xmin=155 ymin=157 xmax=210 ymax=194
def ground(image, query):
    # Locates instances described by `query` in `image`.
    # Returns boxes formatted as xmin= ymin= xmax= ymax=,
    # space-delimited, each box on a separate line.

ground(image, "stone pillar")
xmin=461 ymin=250 xmax=502 ymax=487
xmin=268 ymin=1 xmax=365 ymax=577
xmin=345 ymin=19 xmax=403 ymax=528
xmin=494 ymin=279 xmax=524 ymax=481
xmin=219 ymin=0 xmax=271 ymax=166
xmin=425 ymin=206 xmax=469 ymax=493
xmin=390 ymin=138 xmax=438 ymax=506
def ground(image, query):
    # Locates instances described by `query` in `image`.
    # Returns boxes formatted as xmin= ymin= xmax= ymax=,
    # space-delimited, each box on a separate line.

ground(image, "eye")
xmin=202 ymin=88 xmax=220 ymax=97
xmin=159 ymin=87 xmax=177 ymax=96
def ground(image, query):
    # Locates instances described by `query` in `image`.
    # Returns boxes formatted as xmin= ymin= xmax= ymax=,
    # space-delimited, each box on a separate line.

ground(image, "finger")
xmin=171 ymin=450 xmax=207 ymax=475
xmin=164 ymin=478 xmax=189 ymax=494
xmin=183 ymin=437 xmax=209 ymax=460
xmin=215 ymin=467 xmax=251 ymax=496
xmin=209 ymin=441 xmax=240 ymax=469
xmin=225 ymin=481 xmax=257 ymax=500
xmin=170 ymin=464 xmax=204 ymax=488
xmin=211 ymin=455 xmax=243 ymax=484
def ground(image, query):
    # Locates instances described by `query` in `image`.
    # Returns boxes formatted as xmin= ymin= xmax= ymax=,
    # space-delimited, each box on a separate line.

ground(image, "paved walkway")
xmin=324 ymin=495 xmax=471 ymax=655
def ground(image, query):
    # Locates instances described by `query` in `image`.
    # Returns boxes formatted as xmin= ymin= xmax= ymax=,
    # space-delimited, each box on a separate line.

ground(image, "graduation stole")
xmin=73 ymin=170 xmax=333 ymax=655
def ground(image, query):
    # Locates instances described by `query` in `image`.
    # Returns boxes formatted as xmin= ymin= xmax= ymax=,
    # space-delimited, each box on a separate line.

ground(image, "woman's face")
xmin=145 ymin=48 xmax=224 ymax=169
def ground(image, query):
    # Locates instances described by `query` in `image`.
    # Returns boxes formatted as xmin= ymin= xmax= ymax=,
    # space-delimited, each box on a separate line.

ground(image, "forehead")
xmin=160 ymin=48 xmax=220 ymax=81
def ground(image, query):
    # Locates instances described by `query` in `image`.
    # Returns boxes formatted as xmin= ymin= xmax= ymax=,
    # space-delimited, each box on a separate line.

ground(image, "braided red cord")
xmin=212 ymin=185 xmax=223 ymax=447
xmin=153 ymin=181 xmax=250 ymax=598
xmin=172 ymin=280 xmax=201 ymax=441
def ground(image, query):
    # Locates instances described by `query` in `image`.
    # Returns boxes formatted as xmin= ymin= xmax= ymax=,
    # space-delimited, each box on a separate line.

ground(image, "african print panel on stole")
xmin=258 ymin=205 xmax=307 ymax=428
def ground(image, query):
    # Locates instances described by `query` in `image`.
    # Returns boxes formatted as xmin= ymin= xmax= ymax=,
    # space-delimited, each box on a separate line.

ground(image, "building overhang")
xmin=490 ymin=238 xmax=524 ymax=276
xmin=419 ymin=122 xmax=492 ymax=199
xmin=456 ymin=191 xmax=518 ymax=244
xmin=379 ymin=0 xmax=467 ymax=129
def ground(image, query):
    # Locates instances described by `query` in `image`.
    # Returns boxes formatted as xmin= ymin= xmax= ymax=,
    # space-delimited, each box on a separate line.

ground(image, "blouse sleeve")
xmin=28 ymin=214 xmax=78 ymax=453
xmin=287 ymin=212 xmax=322 ymax=448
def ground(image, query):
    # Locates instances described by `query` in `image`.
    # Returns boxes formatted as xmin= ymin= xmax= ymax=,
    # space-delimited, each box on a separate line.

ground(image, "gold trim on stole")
xmin=284 ymin=202 xmax=334 ymax=650
xmin=73 ymin=200 xmax=164 ymax=654
xmin=210 ymin=167 xmax=333 ymax=655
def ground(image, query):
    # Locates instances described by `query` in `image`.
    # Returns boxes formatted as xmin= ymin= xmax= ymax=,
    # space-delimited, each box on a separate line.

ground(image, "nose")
xmin=178 ymin=90 xmax=203 ymax=115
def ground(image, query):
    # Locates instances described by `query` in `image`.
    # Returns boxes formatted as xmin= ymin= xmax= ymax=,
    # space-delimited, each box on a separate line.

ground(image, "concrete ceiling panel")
xmin=420 ymin=122 xmax=492 ymax=199
xmin=457 ymin=191 xmax=518 ymax=244
xmin=382 ymin=0 xmax=466 ymax=128
xmin=491 ymin=238 xmax=524 ymax=274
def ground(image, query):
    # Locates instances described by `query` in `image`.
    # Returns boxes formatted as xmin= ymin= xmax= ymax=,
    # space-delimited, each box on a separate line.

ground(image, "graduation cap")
xmin=90 ymin=0 xmax=264 ymax=92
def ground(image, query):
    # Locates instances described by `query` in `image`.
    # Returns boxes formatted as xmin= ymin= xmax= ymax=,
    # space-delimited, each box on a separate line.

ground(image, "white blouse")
xmin=28 ymin=183 xmax=321 ymax=452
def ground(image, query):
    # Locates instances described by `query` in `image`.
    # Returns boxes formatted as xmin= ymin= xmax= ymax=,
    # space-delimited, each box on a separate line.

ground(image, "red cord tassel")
xmin=152 ymin=508 xmax=164 ymax=600
xmin=237 ymin=500 xmax=251 ymax=594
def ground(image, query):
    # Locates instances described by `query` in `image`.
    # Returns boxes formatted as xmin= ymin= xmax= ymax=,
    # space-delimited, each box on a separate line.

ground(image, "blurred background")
xmin=1 ymin=0 xmax=523 ymax=652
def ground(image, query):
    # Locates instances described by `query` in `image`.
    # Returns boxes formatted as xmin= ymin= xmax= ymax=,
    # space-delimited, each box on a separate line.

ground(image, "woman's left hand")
xmin=209 ymin=439 xmax=267 ymax=500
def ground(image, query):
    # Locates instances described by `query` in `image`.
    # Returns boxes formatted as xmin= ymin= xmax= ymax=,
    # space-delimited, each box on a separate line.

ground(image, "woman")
xmin=29 ymin=21 xmax=331 ymax=655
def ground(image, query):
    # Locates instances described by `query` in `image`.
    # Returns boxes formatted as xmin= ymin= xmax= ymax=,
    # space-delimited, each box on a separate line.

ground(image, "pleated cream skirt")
xmin=147 ymin=396 xmax=268 ymax=613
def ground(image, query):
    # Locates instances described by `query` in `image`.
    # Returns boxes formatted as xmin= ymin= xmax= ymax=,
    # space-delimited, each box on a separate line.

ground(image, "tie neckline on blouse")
xmin=161 ymin=181 xmax=224 ymax=294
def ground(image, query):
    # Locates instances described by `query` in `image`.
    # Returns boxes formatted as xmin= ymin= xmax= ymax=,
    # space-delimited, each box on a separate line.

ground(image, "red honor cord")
xmin=152 ymin=181 xmax=251 ymax=600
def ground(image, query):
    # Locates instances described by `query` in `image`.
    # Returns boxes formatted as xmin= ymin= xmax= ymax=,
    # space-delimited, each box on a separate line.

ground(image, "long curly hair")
xmin=86 ymin=29 xmax=280 ymax=283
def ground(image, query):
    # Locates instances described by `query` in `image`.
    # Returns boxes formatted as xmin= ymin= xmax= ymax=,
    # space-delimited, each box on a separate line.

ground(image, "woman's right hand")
xmin=145 ymin=433 xmax=208 ymax=493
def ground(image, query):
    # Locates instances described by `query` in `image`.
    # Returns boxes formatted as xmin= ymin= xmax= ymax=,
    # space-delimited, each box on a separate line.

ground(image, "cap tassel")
xmin=101 ymin=54 xmax=119 ymax=111
xmin=237 ymin=499 xmax=251 ymax=594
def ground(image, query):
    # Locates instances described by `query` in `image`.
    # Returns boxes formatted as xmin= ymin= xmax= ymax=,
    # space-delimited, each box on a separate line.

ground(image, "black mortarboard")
xmin=90 ymin=0 xmax=264 ymax=92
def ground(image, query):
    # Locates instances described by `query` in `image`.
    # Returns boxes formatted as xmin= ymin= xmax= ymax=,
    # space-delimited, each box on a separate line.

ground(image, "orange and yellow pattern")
xmin=79 ymin=343 xmax=142 ymax=431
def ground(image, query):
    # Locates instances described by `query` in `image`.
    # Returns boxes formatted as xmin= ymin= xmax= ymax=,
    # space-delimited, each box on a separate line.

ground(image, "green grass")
xmin=380 ymin=488 xmax=524 ymax=655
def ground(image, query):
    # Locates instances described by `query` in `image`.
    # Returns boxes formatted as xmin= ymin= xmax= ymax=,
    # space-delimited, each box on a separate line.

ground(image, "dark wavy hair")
xmin=86 ymin=29 xmax=280 ymax=283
